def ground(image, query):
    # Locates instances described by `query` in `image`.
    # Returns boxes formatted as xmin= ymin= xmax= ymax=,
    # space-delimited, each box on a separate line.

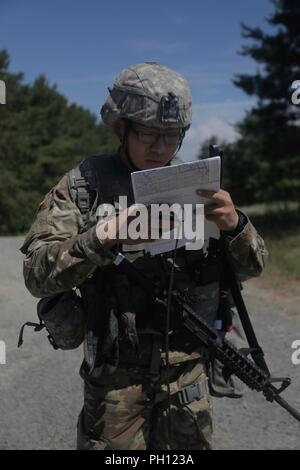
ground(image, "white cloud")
xmin=180 ymin=117 xmax=238 ymax=161
xmin=192 ymin=99 xmax=254 ymax=116
xmin=179 ymin=99 xmax=255 ymax=161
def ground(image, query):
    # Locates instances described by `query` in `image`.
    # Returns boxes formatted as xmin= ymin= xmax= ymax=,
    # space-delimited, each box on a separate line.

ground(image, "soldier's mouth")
xmin=146 ymin=159 xmax=164 ymax=165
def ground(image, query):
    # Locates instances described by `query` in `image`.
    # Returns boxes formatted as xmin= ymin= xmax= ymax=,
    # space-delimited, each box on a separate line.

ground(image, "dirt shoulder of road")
xmin=247 ymin=272 xmax=300 ymax=318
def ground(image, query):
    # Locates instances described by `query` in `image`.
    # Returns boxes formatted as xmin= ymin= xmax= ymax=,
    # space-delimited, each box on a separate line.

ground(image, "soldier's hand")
xmin=196 ymin=189 xmax=239 ymax=231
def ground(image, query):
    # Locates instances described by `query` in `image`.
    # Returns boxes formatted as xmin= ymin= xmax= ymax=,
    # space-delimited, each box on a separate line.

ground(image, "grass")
xmin=264 ymin=234 xmax=300 ymax=279
xmin=240 ymin=202 xmax=300 ymax=298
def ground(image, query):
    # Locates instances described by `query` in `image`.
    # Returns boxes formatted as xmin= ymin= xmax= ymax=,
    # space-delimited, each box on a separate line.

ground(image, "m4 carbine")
xmin=112 ymin=250 xmax=300 ymax=423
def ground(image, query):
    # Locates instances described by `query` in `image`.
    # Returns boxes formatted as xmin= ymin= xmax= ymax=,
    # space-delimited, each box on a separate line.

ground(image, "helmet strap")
xmin=122 ymin=120 xmax=142 ymax=171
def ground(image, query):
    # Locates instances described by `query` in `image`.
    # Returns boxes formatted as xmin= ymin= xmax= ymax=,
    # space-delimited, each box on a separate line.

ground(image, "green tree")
xmin=232 ymin=0 xmax=300 ymax=204
xmin=197 ymin=137 xmax=235 ymax=200
xmin=0 ymin=50 xmax=118 ymax=234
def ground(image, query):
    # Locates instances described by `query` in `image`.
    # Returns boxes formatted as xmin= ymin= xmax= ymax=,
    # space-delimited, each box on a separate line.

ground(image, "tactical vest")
xmin=69 ymin=153 xmax=222 ymax=297
xmin=68 ymin=153 xmax=224 ymax=377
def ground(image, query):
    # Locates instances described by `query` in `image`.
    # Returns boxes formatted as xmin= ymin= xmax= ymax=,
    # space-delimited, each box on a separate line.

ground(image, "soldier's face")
xmin=127 ymin=123 xmax=182 ymax=170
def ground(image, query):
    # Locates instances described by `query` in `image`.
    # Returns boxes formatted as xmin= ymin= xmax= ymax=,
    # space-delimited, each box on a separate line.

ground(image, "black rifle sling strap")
xmin=69 ymin=156 xmax=114 ymax=230
xmin=209 ymin=144 xmax=270 ymax=376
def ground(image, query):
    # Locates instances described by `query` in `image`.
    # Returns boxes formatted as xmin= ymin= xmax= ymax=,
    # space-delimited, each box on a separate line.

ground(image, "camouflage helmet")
xmin=100 ymin=62 xmax=192 ymax=129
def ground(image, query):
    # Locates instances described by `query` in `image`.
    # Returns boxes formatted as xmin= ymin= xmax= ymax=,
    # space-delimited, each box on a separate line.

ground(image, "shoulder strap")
xmin=68 ymin=154 xmax=122 ymax=229
xmin=69 ymin=165 xmax=91 ymax=227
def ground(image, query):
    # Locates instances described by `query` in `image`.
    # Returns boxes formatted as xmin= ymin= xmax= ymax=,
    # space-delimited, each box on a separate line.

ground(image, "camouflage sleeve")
xmin=223 ymin=210 xmax=268 ymax=282
xmin=20 ymin=173 xmax=116 ymax=298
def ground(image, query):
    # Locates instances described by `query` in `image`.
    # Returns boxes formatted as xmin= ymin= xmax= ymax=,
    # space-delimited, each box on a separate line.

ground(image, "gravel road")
xmin=0 ymin=237 xmax=299 ymax=450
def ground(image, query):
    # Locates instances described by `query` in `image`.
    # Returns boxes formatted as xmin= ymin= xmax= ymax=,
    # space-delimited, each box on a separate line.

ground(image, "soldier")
xmin=20 ymin=62 xmax=267 ymax=450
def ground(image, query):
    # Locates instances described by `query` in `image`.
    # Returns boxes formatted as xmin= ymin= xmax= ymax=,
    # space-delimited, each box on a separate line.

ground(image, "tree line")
xmin=0 ymin=51 xmax=118 ymax=234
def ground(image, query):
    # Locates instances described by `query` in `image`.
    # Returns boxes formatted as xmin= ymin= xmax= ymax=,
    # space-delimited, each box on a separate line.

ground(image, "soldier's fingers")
xmin=204 ymin=205 xmax=224 ymax=215
xmin=196 ymin=189 xmax=217 ymax=199
xmin=196 ymin=189 xmax=228 ymax=205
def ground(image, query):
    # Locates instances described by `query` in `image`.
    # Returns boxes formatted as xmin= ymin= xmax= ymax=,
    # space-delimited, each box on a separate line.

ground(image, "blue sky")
xmin=1 ymin=0 xmax=276 ymax=159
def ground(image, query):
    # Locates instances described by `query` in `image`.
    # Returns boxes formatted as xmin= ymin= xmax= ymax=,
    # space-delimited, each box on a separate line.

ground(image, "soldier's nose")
xmin=150 ymin=135 xmax=167 ymax=154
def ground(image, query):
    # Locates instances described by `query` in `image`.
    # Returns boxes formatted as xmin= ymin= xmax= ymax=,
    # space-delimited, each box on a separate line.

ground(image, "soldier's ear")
xmin=113 ymin=119 xmax=125 ymax=142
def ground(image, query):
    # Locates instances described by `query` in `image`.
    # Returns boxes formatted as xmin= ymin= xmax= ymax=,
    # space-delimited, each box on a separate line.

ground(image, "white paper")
xmin=124 ymin=157 xmax=221 ymax=255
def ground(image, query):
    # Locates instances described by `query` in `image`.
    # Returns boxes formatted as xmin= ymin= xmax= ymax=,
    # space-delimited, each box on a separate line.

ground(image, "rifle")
xmin=113 ymin=251 xmax=300 ymax=422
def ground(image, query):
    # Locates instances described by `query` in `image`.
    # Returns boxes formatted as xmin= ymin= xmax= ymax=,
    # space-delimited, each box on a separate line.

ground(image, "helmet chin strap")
xmin=121 ymin=121 xmax=141 ymax=171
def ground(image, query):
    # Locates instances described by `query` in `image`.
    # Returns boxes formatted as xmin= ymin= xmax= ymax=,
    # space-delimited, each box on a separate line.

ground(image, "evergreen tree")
xmin=232 ymin=0 xmax=300 ymax=204
xmin=196 ymin=137 xmax=246 ymax=204
xmin=0 ymin=50 xmax=118 ymax=234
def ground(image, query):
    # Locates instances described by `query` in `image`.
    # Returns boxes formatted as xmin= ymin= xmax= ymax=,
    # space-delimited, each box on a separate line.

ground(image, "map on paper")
xmin=123 ymin=156 xmax=221 ymax=255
